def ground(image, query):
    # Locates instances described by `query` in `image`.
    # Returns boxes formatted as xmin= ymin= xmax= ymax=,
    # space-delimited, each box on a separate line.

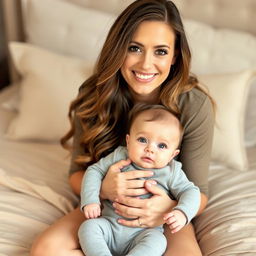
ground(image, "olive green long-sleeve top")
xmin=69 ymin=88 xmax=215 ymax=196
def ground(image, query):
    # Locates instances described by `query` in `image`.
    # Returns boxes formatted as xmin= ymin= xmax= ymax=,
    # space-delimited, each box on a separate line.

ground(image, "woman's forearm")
xmin=69 ymin=170 xmax=85 ymax=196
xmin=197 ymin=192 xmax=208 ymax=216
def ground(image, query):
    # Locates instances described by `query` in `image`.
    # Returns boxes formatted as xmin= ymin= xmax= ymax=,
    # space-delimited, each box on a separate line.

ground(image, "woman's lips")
xmin=133 ymin=71 xmax=157 ymax=83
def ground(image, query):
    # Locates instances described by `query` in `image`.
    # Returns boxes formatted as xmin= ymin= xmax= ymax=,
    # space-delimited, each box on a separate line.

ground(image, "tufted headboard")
xmin=66 ymin=0 xmax=256 ymax=35
xmin=3 ymin=0 xmax=256 ymax=41
xmin=2 ymin=0 xmax=256 ymax=81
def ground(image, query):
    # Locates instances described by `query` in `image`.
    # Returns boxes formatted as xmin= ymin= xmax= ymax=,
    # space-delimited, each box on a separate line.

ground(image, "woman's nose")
xmin=141 ymin=51 xmax=153 ymax=70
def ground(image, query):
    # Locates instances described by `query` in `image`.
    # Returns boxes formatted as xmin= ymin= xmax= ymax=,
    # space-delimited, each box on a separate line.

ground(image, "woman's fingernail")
xmin=147 ymin=181 xmax=156 ymax=186
xmin=113 ymin=203 xmax=116 ymax=207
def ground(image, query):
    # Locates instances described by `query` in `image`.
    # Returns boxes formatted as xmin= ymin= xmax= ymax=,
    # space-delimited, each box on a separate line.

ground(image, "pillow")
xmin=199 ymin=70 xmax=256 ymax=171
xmin=24 ymin=0 xmax=116 ymax=61
xmin=184 ymin=19 xmax=256 ymax=74
xmin=244 ymin=79 xmax=256 ymax=146
xmin=183 ymin=19 xmax=256 ymax=147
xmin=7 ymin=42 xmax=93 ymax=142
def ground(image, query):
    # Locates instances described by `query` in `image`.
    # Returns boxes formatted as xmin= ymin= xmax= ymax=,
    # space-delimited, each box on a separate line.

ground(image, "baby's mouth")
xmin=141 ymin=156 xmax=154 ymax=163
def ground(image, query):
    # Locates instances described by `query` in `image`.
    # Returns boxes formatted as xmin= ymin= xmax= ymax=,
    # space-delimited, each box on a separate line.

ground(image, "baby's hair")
xmin=128 ymin=103 xmax=184 ymax=143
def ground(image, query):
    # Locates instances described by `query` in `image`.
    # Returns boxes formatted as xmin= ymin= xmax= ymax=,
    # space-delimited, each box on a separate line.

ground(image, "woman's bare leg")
xmin=30 ymin=207 xmax=85 ymax=256
xmin=164 ymin=223 xmax=202 ymax=256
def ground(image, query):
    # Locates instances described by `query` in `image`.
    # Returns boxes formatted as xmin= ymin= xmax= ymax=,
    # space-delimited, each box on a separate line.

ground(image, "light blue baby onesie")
xmin=79 ymin=146 xmax=200 ymax=256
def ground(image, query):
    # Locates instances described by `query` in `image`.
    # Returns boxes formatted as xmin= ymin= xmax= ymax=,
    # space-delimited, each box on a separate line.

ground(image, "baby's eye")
xmin=128 ymin=45 xmax=141 ymax=53
xmin=158 ymin=143 xmax=167 ymax=149
xmin=137 ymin=137 xmax=147 ymax=143
xmin=155 ymin=49 xmax=168 ymax=56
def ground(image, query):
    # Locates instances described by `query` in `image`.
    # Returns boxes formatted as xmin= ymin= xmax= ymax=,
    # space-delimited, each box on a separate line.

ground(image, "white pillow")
xmin=7 ymin=42 xmax=93 ymax=142
xmin=199 ymin=70 xmax=256 ymax=171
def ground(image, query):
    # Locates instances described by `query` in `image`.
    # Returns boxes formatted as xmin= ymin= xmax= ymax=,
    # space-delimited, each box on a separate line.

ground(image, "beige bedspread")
xmin=196 ymin=150 xmax=256 ymax=255
xmin=0 ymin=136 xmax=78 ymax=256
xmin=0 ymin=102 xmax=255 ymax=256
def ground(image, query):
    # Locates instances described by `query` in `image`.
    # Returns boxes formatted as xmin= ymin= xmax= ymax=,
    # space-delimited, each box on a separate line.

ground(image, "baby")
xmin=78 ymin=104 xmax=200 ymax=256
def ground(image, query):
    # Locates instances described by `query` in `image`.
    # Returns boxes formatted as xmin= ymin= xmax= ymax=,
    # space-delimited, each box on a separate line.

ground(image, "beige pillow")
xmin=7 ymin=42 xmax=93 ymax=142
xmin=199 ymin=70 xmax=256 ymax=171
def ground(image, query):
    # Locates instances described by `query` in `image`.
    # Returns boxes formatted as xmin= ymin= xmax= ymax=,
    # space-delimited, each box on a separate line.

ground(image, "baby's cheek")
xmin=157 ymin=156 xmax=167 ymax=167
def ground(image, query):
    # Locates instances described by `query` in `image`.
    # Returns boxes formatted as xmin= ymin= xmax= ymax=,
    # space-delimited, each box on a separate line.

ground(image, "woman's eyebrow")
xmin=130 ymin=41 xmax=170 ymax=49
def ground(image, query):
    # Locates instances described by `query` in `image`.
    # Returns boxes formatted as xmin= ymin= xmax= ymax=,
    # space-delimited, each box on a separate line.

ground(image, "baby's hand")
xmin=83 ymin=203 xmax=101 ymax=219
xmin=163 ymin=209 xmax=187 ymax=233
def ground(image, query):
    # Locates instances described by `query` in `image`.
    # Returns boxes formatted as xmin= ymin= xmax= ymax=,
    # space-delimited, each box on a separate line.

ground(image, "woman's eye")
xmin=158 ymin=143 xmax=167 ymax=149
xmin=155 ymin=49 xmax=168 ymax=56
xmin=129 ymin=45 xmax=140 ymax=52
xmin=137 ymin=137 xmax=147 ymax=143
xmin=128 ymin=45 xmax=141 ymax=53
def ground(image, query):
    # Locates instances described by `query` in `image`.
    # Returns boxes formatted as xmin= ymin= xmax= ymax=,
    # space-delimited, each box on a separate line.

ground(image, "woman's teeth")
xmin=135 ymin=72 xmax=155 ymax=80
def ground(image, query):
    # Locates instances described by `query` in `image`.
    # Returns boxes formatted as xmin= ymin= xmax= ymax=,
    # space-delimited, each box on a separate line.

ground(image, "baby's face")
xmin=126 ymin=113 xmax=180 ymax=169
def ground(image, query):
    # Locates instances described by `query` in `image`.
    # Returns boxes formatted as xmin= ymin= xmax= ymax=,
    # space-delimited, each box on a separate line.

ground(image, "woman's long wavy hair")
xmin=61 ymin=0 xmax=214 ymax=168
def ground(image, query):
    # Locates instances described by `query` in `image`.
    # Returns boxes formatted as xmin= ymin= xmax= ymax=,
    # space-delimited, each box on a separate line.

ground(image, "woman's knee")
xmin=30 ymin=234 xmax=60 ymax=256
xmin=31 ymin=208 xmax=84 ymax=256
xmin=164 ymin=249 xmax=202 ymax=256
xmin=164 ymin=224 xmax=202 ymax=256
xmin=177 ymin=251 xmax=202 ymax=256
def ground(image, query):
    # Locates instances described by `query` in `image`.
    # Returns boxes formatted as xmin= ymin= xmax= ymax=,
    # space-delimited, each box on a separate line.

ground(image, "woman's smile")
xmin=121 ymin=20 xmax=176 ymax=103
xmin=133 ymin=71 xmax=158 ymax=83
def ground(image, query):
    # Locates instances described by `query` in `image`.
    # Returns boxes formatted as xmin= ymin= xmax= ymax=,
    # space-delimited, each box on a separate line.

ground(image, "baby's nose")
xmin=145 ymin=144 xmax=155 ymax=153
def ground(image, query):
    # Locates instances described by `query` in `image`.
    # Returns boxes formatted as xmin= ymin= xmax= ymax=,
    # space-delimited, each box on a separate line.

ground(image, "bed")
xmin=0 ymin=0 xmax=256 ymax=255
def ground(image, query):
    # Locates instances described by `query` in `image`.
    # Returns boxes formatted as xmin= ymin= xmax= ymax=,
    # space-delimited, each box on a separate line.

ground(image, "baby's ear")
xmin=173 ymin=149 xmax=180 ymax=158
xmin=126 ymin=134 xmax=130 ymax=146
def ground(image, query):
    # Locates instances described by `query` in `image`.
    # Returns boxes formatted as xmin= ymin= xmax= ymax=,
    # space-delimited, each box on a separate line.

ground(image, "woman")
xmin=30 ymin=0 xmax=214 ymax=255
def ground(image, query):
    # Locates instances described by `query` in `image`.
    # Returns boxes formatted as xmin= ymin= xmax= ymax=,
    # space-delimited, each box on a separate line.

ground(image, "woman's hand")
xmin=100 ymin=159 xmax=154 ymax=201
xmin=113 ymin=181 xmax=177 ymax=228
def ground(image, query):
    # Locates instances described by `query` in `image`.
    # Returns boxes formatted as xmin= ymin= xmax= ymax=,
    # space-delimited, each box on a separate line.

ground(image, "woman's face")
xmin=121 ymin=21 xmax=176 ymax=103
